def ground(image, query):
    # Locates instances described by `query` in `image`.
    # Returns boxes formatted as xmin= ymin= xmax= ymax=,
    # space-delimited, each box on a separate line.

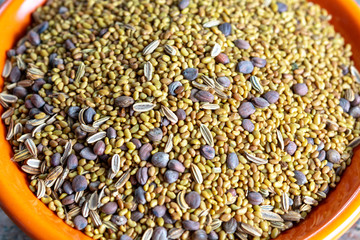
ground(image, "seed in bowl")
xmin=2 ymin=0 xmax=360 ymax=239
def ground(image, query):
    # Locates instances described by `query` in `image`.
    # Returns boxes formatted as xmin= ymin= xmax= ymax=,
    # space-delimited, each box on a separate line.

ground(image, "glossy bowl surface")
xmin=0 ymin=0 xmax=360 ymax=240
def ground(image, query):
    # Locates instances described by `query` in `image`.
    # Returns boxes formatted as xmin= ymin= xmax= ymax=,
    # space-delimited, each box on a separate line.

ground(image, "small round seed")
xmin=294 ymin=170 xmax=307 ymax=185
xmin=234 ymin=39 xmax=250 ymax=49
xmin=68 ymin=106 xmax=80 ymax=119
xmin=80 ymin=147 xmax=97 ymax=160
xmin=106 ymin=127 xmax=117 ymax=139
xmin=168 ymin=159 xmax=185 ymax=173
xmin=152 ymin=205 xmax=167 ymax=217
xmin=111 ymin=215 xmax=127 ymax=226
xmin=327 ymin=149 xmax=341 ymax=164
xmin=61 ymin=194 xmax=75 ymax=205
xmin=51 ymin=152 xmax=61 ymax=166
xmin=285 ymin=141 xmax=297 ymax=156
xmin=131 ymin=211 xmax=144 ymax=221
xmin=238 ymin=102 xmax=256 ymax=118
xmin=72 ymin=175 xmax=88 ymax=192
xmin=223 ymin=218 xmax=237 ymax=234
xmin=200 ymin=145 xmax=215 ymax=160
xmin=215 ymin=53 xmax=230 ymax=64
xmin=175 ymin=109 xmax=186 ymax=120
xmin=136 ymin=167 xmax=148 ymax=185
xmin=183 ymin=68 xmax=198 ymax=81
xmin=13 ymin=86 xmax=27 ymax=99
xmin=63 ymin=181 xmax=73 ymax=194
xmin=178 ymin=0 xmax=190 ymax=10
xmin=208 ymin=231 xmax=219 ymax=240
xmin=217 ymin=77 xmax=231 ymax=88
xmin=350 ymin=106 xmax=360 ymax=118
xmin=139 ymin=143 xmax=153 ymax=161
xmin=115 ymin=96 xmax=135 ymax=108
xmin=251 ymin=57 xmax=267 ymax=68
xmin=101 ymin=201 xmax=118 ymax=215
xmin=227 ymin=153 xmax=239 ymax=170
xmin=183 ymin=220 xmax=200 ymax=231
xmin=31 ymin=94 xmax=45 ymax=108
xmin=147 ymin=128 xmax=163 ymax=142
xmin=164 ymin=170 xmax=179 ymax=183
xmin=293 ymin=83 xmax=308 ymax=96
xmin=252 ymin=97 xmax=269 ymax=108
xmin=151 ymin=152 xmax=169 ymax=168
xmin=153 ymin=227 xmax=168 ymax=240
xmin=93 ymin=140 xmax=105 ymax=155
xmin=192 ymin=230 xmax=208 ymax=240
xmin=236 ymin=61 xmax=254 ymax=74
xmin=277 ymin=2 xmax=288 ymax=13
xmin=67 ymin=154 xmax=78 ymax=170
xmin=84 ymin=107 xmax=96 ymax=124
xmin=242 ymin=119 xmax=254 ymax=132
xmin=218 ymin=23 xmax=232 ymax=36
xmin=248 ymin=191 xmax=264 ymax=205
xmin=74 ymin=215 xmax=87 ymax=230
xmin=195 ymin=90 xmax=214 ymax=102
xmin=185 ymin=191 xmax=201 ymax=209
xmin=339 ymin=98 xmax=350 ymax=112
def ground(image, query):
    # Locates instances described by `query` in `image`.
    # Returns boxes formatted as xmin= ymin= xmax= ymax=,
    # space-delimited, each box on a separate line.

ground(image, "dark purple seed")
xmin=32 ymin=78 xmax=46 ymax=92
xmin=63 ymin=181 xmax=73 ymax=194
xmin=115 ymin=96 xmax=135 ymax=108
xmin=208 ymin=231 xmax=219 ymax=240
xmin=185 ymin=191 xmax=201 ymax=209
xmin=73 ymin=143 xmax=85 ymax=153
xmin=134 ymin=187 xmax=147 ymax=204
xmin=218 ymin=23 xmax=232 ymax=36
xmin=7 ymin=49 xmax=16 ymax=58
xmin=89 ymin=181 xmax=100 ymax=192
xmin=318 ymin=150 xmax=326 ymax=161
xmin=164 ymin=170 xmax=179 ymax=183
xmin=99 ymin=28 xmax=108 ymax=37
xmin=28 ymin=30 xmax=40 ymax=46
xmin=306 ymin=137 xmax=315 ymax=145
xmin=277 ymin=2 xmax=288 ymax=13
xmin=178 ymin=0 xmax=190 ymax=10
xmin=339 ymin=98 xmax=350 ymax=112
xmin=65 ymin=39 xmax=76 ymax=50
xmin=131 ymin=211 xmax=144 ymax=221
xmin=175 ymin=109 xmax=186 ymax=121
xmin=120 ymin=235 xmax=132 ymax=240
xmin=120 ymin=144 xmax=128 ymax=151
xmin=136 ymin=167 xmax=149 ymax=185
xmin=200 ymin=145 xmax=215 ymax=160
xmin=80 ymin=147 xmax=97 ymax=160
xmin=317 ymin=141 xmax=325 ymax=151
xmin=16 ymin=44 xmax=27 ymax=55
xmin=248 ymin=191 xmax=263 ymax=205
xmin=223 ymin=218 xmax=237 ymax=234
xmin=67 ymin=106 xmax=80 ymax=119
xmin=252 ymin=97 xmax=270 ymax=108
xmin=236 ymin=61 xmax=254 ymax=74
xmin=101 ymin=202 xmax=118 ymax=215
xmin=168 ymin=159 xmax=185 ymax=173
xmin=24 ymin=123 xmax=35 ymax=133
xmin=12 ymin=86 xmax=27 ymax=98
xmin=139 ymin=143 xmax=153 ymax=161
xmin=228 ymin=188 xmax=237 ymax=196
xmin=163 ymin=212 xmax=176 ymax=224
xmin=25 ymin=100 xmax=34 ymax=109
xmin=242 ymin=119 xmax=254 ymax=132
xmin=350 ymin=106 xmax=360 ymax=118
xmin=238 ymin=102 xmax=256 ymax=118
xmin=234 ymin=39 xmax=250 ymax=50
xmin=9 ymin=66 xmax=21 ymax=83
xmin=59 ymin=6 xmax=68 ymax=14
xmin=152 ymin=205 xmax=167 ymax=217
xmin=285 ymin=141 xmax=297 ymax=156
xmin=217 ymin=77 xmax=231 ymax=88
xmin=106 ymin=127 xmax=117 ymax=139
xmin=293 ymin=83 xmax=308 ymax=96
xmin=151 ymin=152 xmax=169 ymax=168
xmin=61 ymin=194 xmax=75 ymax=205
xmin=29 ymin=109 xmax=42 ymax=118
xmin=51 ymin=152 xmax=61 ymax=166
xmin=294 ymin=170 xmax=307 ymax=185
xmin=131 ymin=138 xmax=142 ymax=149
xmin=74 ymin=215 xmax=87 ymax=230
xmin=351 ymin=94 xmax=360 ymax=106
xmin=111 ymin=215 xmax=127 ymax=226
xmin=251 ymin=57 xmax=267 ymax=68
xmin=161 ymin=117 xmax=170 ymax=127
xmin=36 ymin=21 xmax=49 ymax=34
xmin=327 ymin=149 xmax=341 ymax=164
xmin=263 ymin=91 xmax=280 ymax=104
xmin=43 ymin=104 xmax=54 ymax=115
xmin=30 ymin=94 xmax=45 ymax=108
xmin=147 ymin=128 xmax=163 ymax=142
xmin=84 ymin=107 xmax=96 ymax=124
xmin=93 ymin=141 xmax=105 ymax=156
xmin=326 ymin=162 xmax=334 ymax=169
xmin=192 ymin=230 xmax=207 ymax=240
xmin=183 ymin=220 xmax=200 ymax=231
xmin=183 ymin=68 xmax=198 ymax=81
xmin=37 ymin=143 xmax=44 ymax=153
xmin=195 ymin=91 xmax=214 ymax=102
xmin=227 ymin=152 xmax=239 ymax=170
xmin=98 ymin=154 xmax=109 ymax=162
xmin=75 ymin=127 xmax=87 ymax=140
xmin=67 ymin=154 xmax=78 ymax=170
xmin=72 ymin=175 xmax=88 ymax=192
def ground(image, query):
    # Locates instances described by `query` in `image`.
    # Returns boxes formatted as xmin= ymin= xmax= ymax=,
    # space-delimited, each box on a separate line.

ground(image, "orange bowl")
xmin=1 ymin=0 xmax=360 ymax=240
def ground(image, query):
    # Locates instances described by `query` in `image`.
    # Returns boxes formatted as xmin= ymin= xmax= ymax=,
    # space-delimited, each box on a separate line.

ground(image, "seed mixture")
xmin=2 ymin=0 xmax=360 ymax=239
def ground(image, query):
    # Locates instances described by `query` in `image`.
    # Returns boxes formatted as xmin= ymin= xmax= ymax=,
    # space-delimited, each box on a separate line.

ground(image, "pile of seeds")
xmin=2 ymin=0 xmax=360 ymax=239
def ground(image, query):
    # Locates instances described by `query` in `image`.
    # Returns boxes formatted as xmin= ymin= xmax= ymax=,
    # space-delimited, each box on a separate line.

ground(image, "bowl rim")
xmin=0 ymin=0 xmax=360 ymax=240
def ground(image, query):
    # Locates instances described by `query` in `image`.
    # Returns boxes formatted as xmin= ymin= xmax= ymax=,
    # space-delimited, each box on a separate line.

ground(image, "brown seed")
xmin=215 ymin=53 xmax=230 ymax=64
xmin=234 ymin=39 xmax=250 ymax=49
xmin=168 ymin=159 xmax=185 ymax=173
xmin=195 ymin=90 xmax=214 ymax=102
xmin=151 ymin=152 xmax=169 ymax=168
xmin=139 ymin=143 xmax=153 ymax=161
xmin=294 ymin=170 xmax=307 ymax=185
xmin=175 ymin=108 xmax=186 ymax=120
xmin=93 ymin=140 xmax=105 ymax=155
xmin=227 ymin=152 xmax=239 ymax=170
xmin=164 ymin=170 xmax=179 ymax=183
xmin=327 ymin=149 xmax=341 ymax=163
xmin=200 ymin=145 xmax=215 ymax=159
xmin=147 ymin=127 xmax=163 ymax=142
xmin=183 ymin=220 xmax=200 ymax=231
xmin=185 ymin=191 xmax=201 ymax=209
xmin=285 ymin=141 xmax=297 ymax=156
xmin=115 ymin=96 xmax=135 ymax=108
xmin=152 ymin=205 xmax=167 ymax=217
xmin=242 ymin=119 xmax=254 ymax=132
xmin=192 ymin=230 xmax=208 ymax=240
xmin=101 ymin=202 xmax=118 ymax=215
xmin=223 ymin=218 xmax=237 ymax=234
xmin=136 ymin=167 xmax=148 ymax=185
